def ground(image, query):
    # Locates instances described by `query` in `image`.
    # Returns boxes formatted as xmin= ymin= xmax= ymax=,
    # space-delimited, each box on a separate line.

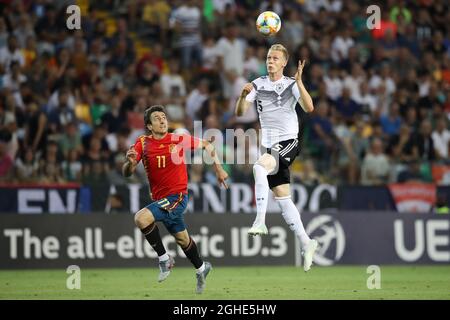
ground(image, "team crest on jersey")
xmin=275 ymin=83 xmax=284 ymax=93
xmin=169 ymin=144 xmax=178 ymax=153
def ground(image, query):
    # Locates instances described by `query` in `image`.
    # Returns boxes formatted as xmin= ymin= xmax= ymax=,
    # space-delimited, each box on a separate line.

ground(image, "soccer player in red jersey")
xmin=122 ymin=105 xmax=228 ymax=294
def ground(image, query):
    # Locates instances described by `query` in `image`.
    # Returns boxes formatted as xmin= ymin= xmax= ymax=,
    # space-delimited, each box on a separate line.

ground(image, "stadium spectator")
xmin=88 ymin=37 xmax=110 ymax=75
xmin=394 ymin=47 xmax=419 ymax=79
xmin=108 ymin=153 xmax=132 ymax=186
xmin=110 ymin=18 xmax=135 ymax=59
xmin=160 ymin=57 xmax=186 ymax=99
xmin=22 ymin=102 xmax=47 ymax=155
xmin=225 ymin=69 xmax=255 ymax=126
xmin=432 ymin=116 xmax=450 ymax=160
xmin=331 ymin=27 xmax=354 ymax=63
xmin=37 ymin=140 xmax=65 ymax=184
xmin=58 ymin=122 xmax=83 ymax=159
xmin=169 ymin=0 xmax=203 ymax=70
xmin=47 ymin=85 xmax=76 ymax=112
xmin=415 ymin=7 xmax=433 ymax=42
xmin=0 ymin=99 xmax=16 ymax=144
xmin=101 ymin=63 xmax=123 ymax=92
xmin=334 ymin=88 xmax=362 ymax=122
xmin=0 ymin=137 xmax=13 ymax=182
xmin=343 ymin=63 xmax=365 ymax=101
xmin=308 ymin=100 xmax=336 ymax=167
xmin=380 ymin=103 xmax=403 ymax=136
xmin=361 ymin=138 xmax=391 ymax=185
xmin=387 ymin=124 xmax=412 ymax=161
xmin=14 ymin=148 xmax=39 ymax=182
xmin=354 ymin=82 xmax=377 ymax=115
xmin=335 ymin=118 xmax=370 ymax=184
xmin=34 ymin=4 xmax=63 ymax=54
xmin=201 ymin=35 xmax=221 ymax=72
xmin=397 ymin=159 xmax=430 ymax=183
xmin=101 ymin=96 xmax=124 ymax=134
xmin=137 ymin=60 xmax=159 ymax=87
xmin=404 ymin=119 xmax=436 ymax=161
xmin=216 ymin=22 xmax=246 ymax=99
xmin=109 ymin=38 xmax=134 ymax=73
xmin=186 ymin=79 xmax=210 ymax=121
xmin=0 ymin=17 xmax=8 ymax=49
xmin=281 ymin=9 xmax=304 ymax=51
xmin=404 ymin=106 xmax=420 ymax=133
xmin=82 ymin=127 xmax=110 ymax=165
xmin=379 ymin=29 xmax=400 ymax=61
xmin=323 ymin=65 xmax=343 ymax=101
xmin=61 ymin=149 xmax=82 ymax=182
xmin=0 ymin=35 xmax=25 ymax=71
xmin=82 ymin=159 xmax=109 ymax=188
xmin=47 ymin=89 xmax=77 ymax=137
xmin=141 ymin=0 xmax=171 ymax=44
xmin=351 ymin=120 xmax=371 ymax=162
xmin=2 ymin=61 xmax=27 ymax=106
xmin=369 ymin=64 xmax=397 ymax=101
xmin=293 ymin=159 xmax=322 ymax=186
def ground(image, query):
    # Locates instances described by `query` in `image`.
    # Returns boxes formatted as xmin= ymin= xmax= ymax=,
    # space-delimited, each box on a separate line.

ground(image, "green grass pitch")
xmin=1 ymin=266 xmax=450 ymax=300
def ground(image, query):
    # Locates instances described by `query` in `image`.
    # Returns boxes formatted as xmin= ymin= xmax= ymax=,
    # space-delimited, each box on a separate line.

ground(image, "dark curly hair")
xmin=144 ymin=105 xmax=166 ymax=126
xmin=144 ymin=105 xmax=167 ymax=135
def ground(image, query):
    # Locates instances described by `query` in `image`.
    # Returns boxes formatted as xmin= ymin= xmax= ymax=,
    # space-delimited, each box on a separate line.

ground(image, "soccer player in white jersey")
xmin=235 ymin=44 xmax=318 ymax=271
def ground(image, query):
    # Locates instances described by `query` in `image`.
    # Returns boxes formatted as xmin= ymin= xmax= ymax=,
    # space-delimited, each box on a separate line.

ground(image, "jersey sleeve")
xmin=132 ymin=137 xmax=144 ymax=163
xmin=245 ymin=88 xmax=256 ymax=103
xmin=291 ymin=82 xmax=301 ymax=101
xmin=180 ymin=134 xmax=202 ymax=151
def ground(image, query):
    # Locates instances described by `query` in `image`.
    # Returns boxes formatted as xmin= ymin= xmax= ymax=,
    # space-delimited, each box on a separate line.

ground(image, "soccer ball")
xmin=256 ymin=11 xmax=281 ymax=36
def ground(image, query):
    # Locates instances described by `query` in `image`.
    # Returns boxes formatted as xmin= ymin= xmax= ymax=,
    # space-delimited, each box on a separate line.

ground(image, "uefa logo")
xmin=306 ymin=215 xmax=346 ymax=266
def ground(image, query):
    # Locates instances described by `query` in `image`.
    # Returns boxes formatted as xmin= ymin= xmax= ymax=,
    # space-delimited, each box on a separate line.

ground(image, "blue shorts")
xmin=146 ymin=193 xmax=188 ymax=234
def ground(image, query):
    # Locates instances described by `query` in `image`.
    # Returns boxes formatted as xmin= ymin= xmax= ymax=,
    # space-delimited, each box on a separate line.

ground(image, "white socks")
xmin=253 ymin=163 xmax=270 ymax=226
xmin=276 ymin=196 xmax=311 ymax=248
xmin=158 ymin=253 xmax=169 ymax=262
xmin=196 ymin=263 xmax=205 ymax=274
xmin=253 ymin=162 xmax=310 ymax=249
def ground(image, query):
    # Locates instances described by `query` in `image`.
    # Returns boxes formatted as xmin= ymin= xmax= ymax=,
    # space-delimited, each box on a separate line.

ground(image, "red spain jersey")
xmin=133 ymin=133 xmax=201 ymax=200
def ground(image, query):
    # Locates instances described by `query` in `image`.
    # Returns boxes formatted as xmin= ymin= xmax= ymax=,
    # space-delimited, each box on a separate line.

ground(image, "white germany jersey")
xmin=245 ymin=75 xmax=301 ymax=148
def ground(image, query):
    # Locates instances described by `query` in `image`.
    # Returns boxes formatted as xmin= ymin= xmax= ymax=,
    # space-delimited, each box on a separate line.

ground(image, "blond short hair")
xmin=269 ymin=44 xmax=289 ymax=61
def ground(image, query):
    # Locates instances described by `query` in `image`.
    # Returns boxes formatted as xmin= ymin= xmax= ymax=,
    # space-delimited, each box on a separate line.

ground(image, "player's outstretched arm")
xmin=235 ymin=83 xmax=253 ymax=116
xmin=295 ymin=60 xmax=314 ymax=113
xmin=200 ymin=139 xmax=229 ymax=189
xmin=122 ymin=146 xmax=138 ymax=177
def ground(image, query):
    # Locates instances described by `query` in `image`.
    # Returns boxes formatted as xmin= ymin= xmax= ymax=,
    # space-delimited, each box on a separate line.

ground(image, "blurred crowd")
xmin=0 ymin=0 xmax=449 ymax=188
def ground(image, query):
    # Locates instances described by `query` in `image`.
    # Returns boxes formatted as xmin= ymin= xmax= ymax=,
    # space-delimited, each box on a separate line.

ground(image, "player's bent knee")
xmin=176 ymin=237 xmax=190 ymax=248
xmin=272 ymin=184 xmax=291 ymax=198
xmin=134 ymin=208 xmax=155 ymax=228
xmin=174 ymin=231 xmax=190 ymax=248
xmin=254 ymin=156 xmax=276 ymax=174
